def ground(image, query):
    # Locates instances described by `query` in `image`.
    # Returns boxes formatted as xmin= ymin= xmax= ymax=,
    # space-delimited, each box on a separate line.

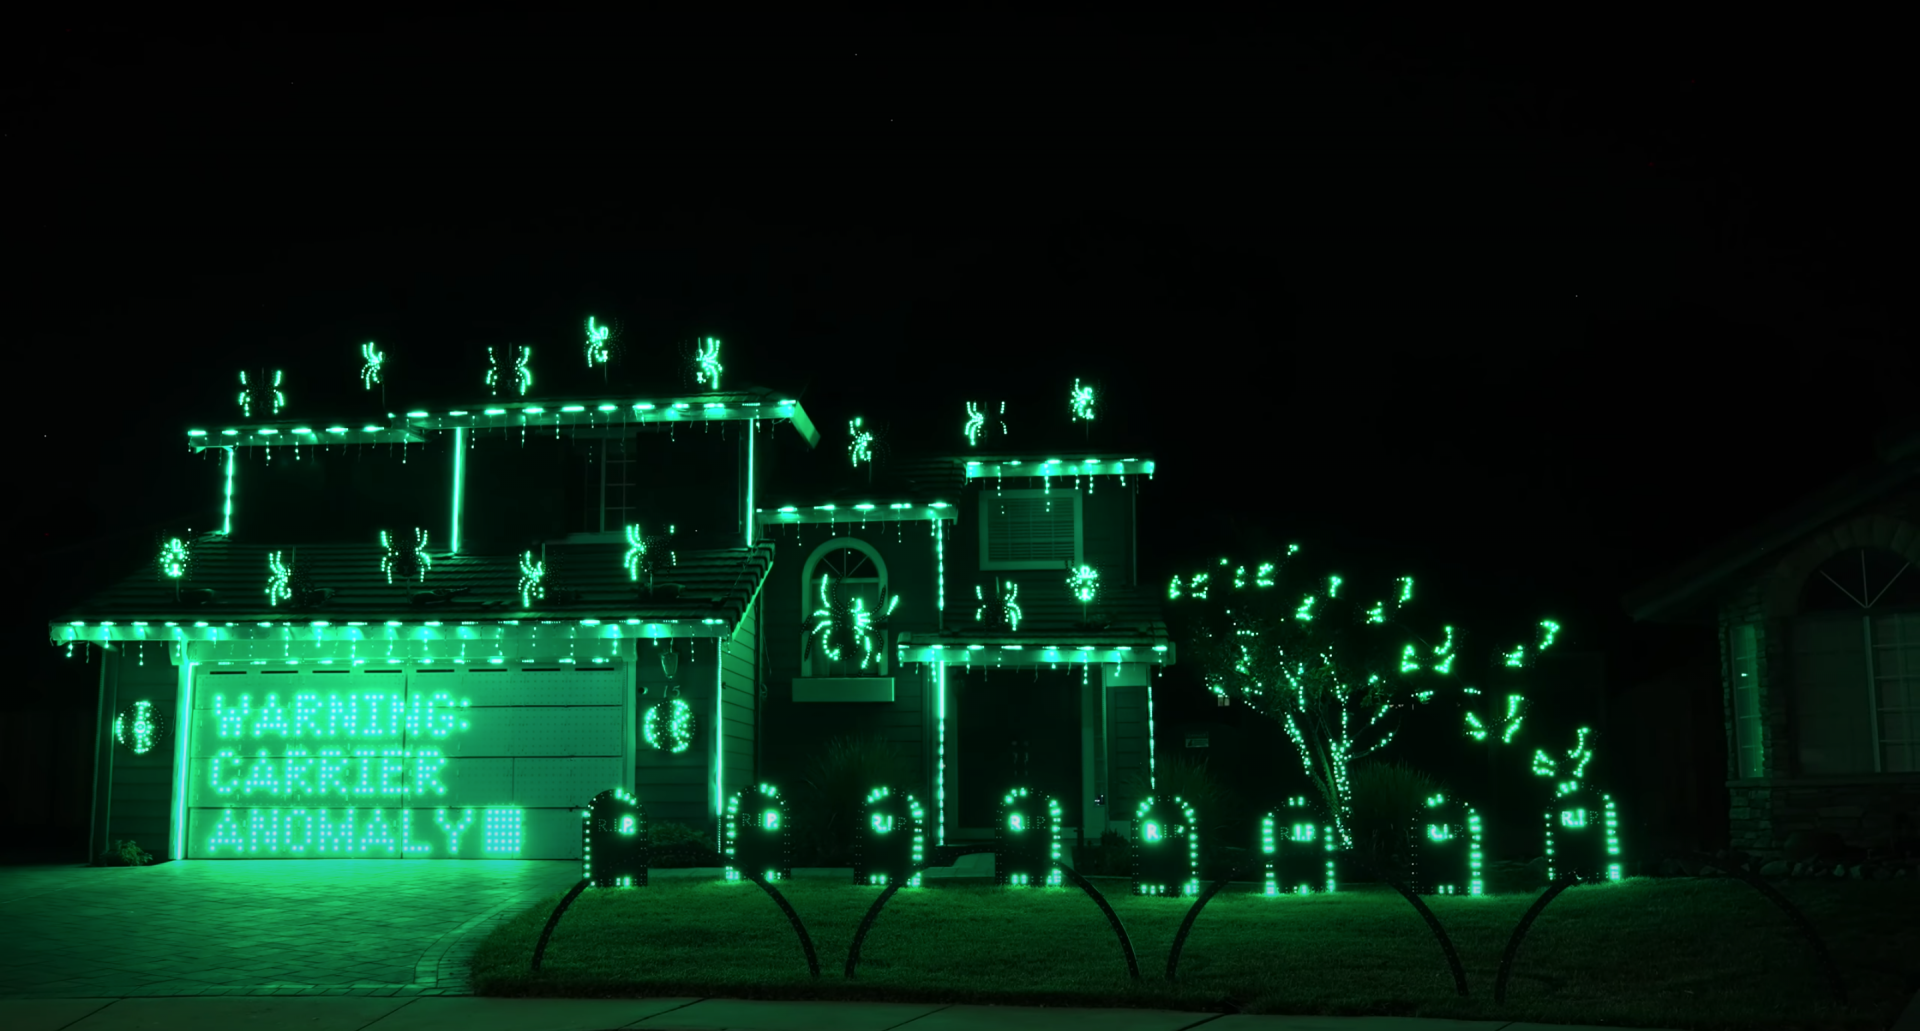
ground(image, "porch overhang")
xmin=960 ymin=456 xmax=1154 ymax=482
xmin=894 ymin=634 xmax=1173 ymax=668
xmin=756 ymin=502 xmax=957 ymax=526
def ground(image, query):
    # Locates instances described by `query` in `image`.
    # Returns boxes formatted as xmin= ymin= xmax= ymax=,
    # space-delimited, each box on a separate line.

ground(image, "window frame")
xmin=978 ymin=488 xmax=1083 ymax=572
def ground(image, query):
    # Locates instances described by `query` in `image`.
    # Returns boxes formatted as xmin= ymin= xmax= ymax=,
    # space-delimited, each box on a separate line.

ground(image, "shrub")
xmin=793 ymin=735 xmax=913 ymax=867
xmin=648 ymin=821 xmax=713 ymax=868
xmin=1344 ymin=760 xmax=1443 ymax=881
xmin=1073 ymin=829 xmax=1130 ymax=876
xmin=99 ymin=840 xmax=153 ymax=867
xmin=1114 ymin=754 xmax=1243 ymax=845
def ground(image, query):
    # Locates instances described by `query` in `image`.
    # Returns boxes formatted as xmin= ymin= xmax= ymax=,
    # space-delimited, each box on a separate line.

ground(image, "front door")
xmin=955 ymin=668 xmax=1080 ymax=837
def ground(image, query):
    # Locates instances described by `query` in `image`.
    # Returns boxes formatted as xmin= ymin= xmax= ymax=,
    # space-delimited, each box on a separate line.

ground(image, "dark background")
xmin=8 ymin=15 xmax=1909 ymax=858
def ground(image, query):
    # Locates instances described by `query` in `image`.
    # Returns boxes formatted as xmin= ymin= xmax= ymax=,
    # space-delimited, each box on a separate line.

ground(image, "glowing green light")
xmin=1070 ymin=378 xmax=1094 ymax=421
xmin=975 ymin=579 xmax=1022 ymax=631
xmin=160 ymin=538 xmax=190 ymax=580
xmin=360 ymin=342 xmax=384 ymax=389
xmin=518 ymin=552 xmax=545 ymax=607
xmin=1431 ymin=626 xmax=1456 ymax=674
xmin=1538 ymin=619 xmax=1561 ymax=651
xmin=1067 ymin=564 xmax=1099 ymax=603
xmin=964 ymin=402 xmax=986 ymax=446
xmin=1397 ymin=577 xmax=1414 ymax=605
xmin=379 ymin=528 xmax=431 ymax=584
xmin=266 ymin=551 xmax=292 ymax=606
xmin=624 ymin=524 xmax=648 ymax=581
xmin=694 ymin=337 xmax=723 ymax=389
xmin=849 ymin=417 xmax=873 ymax=467
xmin=488 ymin=345 xmax=532 ymax=397
xmin=238 ymin=369 xmax=285 ymax=418
xmin=112 ymin=700 xmax=164 ymax=755
xmin=585 ymin=316 xmax=610 ymax=367
xmin=642 ymin=698 xmax=695 ymax=754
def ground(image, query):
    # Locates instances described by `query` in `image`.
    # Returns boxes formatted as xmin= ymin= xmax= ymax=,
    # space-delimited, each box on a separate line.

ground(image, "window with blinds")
xmin=979 ymin=489 xmax=1082 ymax=570
xmin=1727 ymin=623 xmax=1764 ymax=779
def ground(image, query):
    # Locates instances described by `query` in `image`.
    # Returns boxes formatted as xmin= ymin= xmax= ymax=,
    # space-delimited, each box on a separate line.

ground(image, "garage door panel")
xmin=512 ymin=757 xmax=624 ymax=807
xmin=447 ymin=666 xmax=625 ymax=706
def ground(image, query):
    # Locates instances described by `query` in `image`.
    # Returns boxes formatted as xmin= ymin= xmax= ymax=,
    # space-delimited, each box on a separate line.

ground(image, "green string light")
xmin=265 ymin=550 xmax=292 ymax=606
xmin=849 ymin=417 xmax=874 ymax=468
xmin=694 ymin=337 xmax=723 ymax=389
xmin=488 ymin=345 xmax=532 ymax=397
xmin=379 ymin=528 xmax=432 ymax=584
xmin=519 ymin=551 xmax=546 ymax=607
xmin=360 ymin=343 xmax=384 ymax=389
xmin=624 ymin=524 xmax=648 ymax=581
xmin=112 ymin=700 xmax=165 ymax=755
xmin=585 ymin=316 xmax=610 ymax=368
xmin=975 ymin=579 xmax=1022 ymax=631
xmin=642 ymin=699 xmax=695 ymax=754
xmin=1070 ymin=379 xmax=1094 ymax=421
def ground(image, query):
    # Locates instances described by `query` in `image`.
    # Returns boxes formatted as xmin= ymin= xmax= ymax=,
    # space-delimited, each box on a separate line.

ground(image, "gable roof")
xmin=1622 ymin=430 xmax=1920 ymax=624
xmin=50 ymin=538 xmax=775 ymax=649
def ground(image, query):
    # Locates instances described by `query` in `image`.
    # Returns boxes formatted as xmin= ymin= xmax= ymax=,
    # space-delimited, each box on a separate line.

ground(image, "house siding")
xmin=102 ymin=646 xmax=179 ymax=859
xmin=1713 ymin=486 xmax=1920 ymax=855
xmin=1108 ymin=679 xmax=1148 ymax=819
xmin=722 ymin=598 xmax=759 ymax=805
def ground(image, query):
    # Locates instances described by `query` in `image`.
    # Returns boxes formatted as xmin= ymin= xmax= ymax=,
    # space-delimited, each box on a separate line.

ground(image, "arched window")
xmin=1791 ymin=547 xmax=1920 ymax=775
xmin=1798 ymin=547 xmax=1920 ymax=612
xmin=799 ymin=538 xmax=891 ymax=677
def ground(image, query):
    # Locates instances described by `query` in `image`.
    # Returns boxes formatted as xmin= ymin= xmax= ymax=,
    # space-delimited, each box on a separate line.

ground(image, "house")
xmin=52 ymin=370 xmax=822 ymax=863
xmin=1620 ymin=425 xmax=1920 ymax=857
xmin=752 ymin=413 xmax=1175 ymax=851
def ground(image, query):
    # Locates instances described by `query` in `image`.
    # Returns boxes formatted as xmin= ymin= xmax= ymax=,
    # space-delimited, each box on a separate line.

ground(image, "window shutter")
xmin=986 ymin=494 xmax=1076 ymax=564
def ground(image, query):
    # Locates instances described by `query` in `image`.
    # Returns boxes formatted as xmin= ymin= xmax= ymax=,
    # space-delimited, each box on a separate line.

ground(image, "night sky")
xmin=13 ymin=16 xmax=1911 ymax=708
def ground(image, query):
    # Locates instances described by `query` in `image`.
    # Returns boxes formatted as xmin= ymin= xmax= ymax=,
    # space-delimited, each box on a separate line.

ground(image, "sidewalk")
xmin=0 ymin=996 xmax=1713 ymax=1031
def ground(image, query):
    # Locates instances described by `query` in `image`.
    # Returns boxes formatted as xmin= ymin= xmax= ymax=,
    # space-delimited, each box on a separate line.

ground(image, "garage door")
xmin=185 ymin=663 xmax=626 ymax=859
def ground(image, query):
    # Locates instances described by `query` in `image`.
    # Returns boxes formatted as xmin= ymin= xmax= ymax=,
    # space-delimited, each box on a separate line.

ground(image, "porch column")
xmin=88 ymin=648 xmax=115 ymax=865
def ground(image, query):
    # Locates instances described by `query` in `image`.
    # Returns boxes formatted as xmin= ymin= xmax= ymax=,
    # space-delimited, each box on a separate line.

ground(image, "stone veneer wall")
xmin=1714 ymin=489 xmax=1920 ymax=855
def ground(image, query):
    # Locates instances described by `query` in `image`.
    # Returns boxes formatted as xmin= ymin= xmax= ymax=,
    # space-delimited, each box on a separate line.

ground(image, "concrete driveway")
xmin=0 ymin=860 xmax=580 ymax=998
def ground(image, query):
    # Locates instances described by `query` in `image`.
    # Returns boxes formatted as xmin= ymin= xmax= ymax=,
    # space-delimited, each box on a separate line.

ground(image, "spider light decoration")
xmin=518 ymin=551 xmax=547 ymax=608
xmin=807 ymin=574 xmax=898 ymax=671
xmin=1070 ymin=378 xmax=1095 ymax=438
xmin=1067 ymin=564 xmax=1100 ymax=624
xmin=238 ymin=369 xmax=285 ymax=418
xmin=266 ymin=550 xmax=293 ymax=606
xmin=156 ymin=535 xmax=193 ymax=602
xmin=380 ymin=528 xmax=432 ymax=584
xmin=360 ymin=342 xmax=385 ymax=389
xmin=849 ymin=417 xmax=874 ymax=469
xmin=1532 ymin=726 xmax=1623 ymax=883
xmin=487 ymin=345 xmax=533 ymax=397
xmin=964 ymin=400 xmax=1008 ymax=447
xmin=975 ymin=577 xmax=1022 ymax=631
xmin=585 ymin=316 xmax=612 ymax=368
xmin=693 ymin=337 xmax=723 ymax=390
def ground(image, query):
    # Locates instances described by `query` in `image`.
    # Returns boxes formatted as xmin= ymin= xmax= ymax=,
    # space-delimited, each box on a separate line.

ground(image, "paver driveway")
xmin=0 ymin=860 xmax=580 ymax=998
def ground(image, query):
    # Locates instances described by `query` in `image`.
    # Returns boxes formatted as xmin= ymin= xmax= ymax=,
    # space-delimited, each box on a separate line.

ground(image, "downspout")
xmin=89 ymin=646 xmax=115 ymax=865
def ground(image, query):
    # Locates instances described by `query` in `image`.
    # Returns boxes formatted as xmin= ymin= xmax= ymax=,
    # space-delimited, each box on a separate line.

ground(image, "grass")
xmin=469 ymin=874 xmax=1920 ymax=1030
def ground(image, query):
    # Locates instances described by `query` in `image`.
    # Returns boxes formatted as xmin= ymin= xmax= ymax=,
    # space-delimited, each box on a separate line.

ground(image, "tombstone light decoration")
xmin=1408 ymin=791 xmax=1484 ymax=896
xmin=975 ymin=578 xmax=1022 ymax=632
xmin=995 ymin=787 xmax=1062 ymax=886
xmin=725 ymin=783 xmax=792 ymax=882
xmin=1259 ymin=796 xmax=1338 ymax=895
xmin=112 ymin=700 xmax=168 ymax=756
xmin=1532 ymin=727 xmax=1623 ymax=882
xmin=856 ymin=787 xmax=926 ymax=887
xmin=380 ymin=528 xmax=431 ymax=584
xmin=582 ymin=787 xmax=648 ymax=888
xmin=1132 ymin=794 xmax=1201 ymax=897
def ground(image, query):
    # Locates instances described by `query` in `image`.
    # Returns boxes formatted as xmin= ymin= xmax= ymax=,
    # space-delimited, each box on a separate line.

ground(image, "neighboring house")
xmin=1621 ymin=426 xmax=1920 ymax=856
xmin=52 ymin=383 xmax=822 ymax=862
xmin=753 ymin=430 xmax=1174 ymax=850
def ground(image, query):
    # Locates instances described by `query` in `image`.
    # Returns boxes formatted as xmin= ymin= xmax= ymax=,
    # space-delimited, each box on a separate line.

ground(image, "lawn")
xmin=469 ymin=874 xmax=1920 ymax=1031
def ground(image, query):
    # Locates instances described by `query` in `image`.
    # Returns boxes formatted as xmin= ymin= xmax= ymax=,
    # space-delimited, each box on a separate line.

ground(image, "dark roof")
xmin=1622 ymin=438 xmax=1920 ymax=624
xmin=52 ymin=537 xmax=775 ymax=632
